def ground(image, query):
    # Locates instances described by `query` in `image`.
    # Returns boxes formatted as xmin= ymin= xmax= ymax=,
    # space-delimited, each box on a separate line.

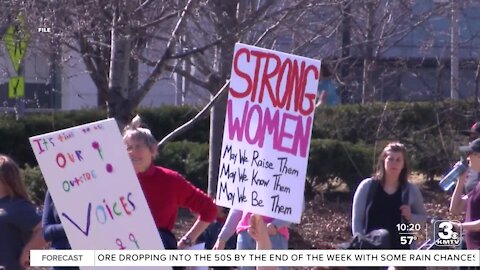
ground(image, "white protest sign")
xmin=30 ymin=118 xmax=169 ymax=270
xmin=216 ymin=43 xmax=320 ymax=223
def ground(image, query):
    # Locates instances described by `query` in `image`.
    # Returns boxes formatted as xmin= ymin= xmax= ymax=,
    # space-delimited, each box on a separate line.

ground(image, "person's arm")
xmin=214 ymin=209 xmax=243 ymax=250
xmin=408 ymin=184 xmax=428 ymax=224
xmin=11 ymin=199 xmax=46 ymax=268
xmin=175 ymin=174 xmax=217 ymax=248
xmin=249 ymin=215 xmax=271 ymax=249
xmin=20 ymin=222 xmax=46 ymax=268
xmin=42 ymin=192 xmax=67 ymax=242
xmin=457 ymin=219 xmax=480 ymax=232
xmin=248 ymin=215 xmax=276 ymax=270
xmin=178 ymin=219 xmax=211 ymax=249
xmin=270 ymin=219 xmax=290 ymax=228
xmin=352 ymin=179 xmax=369 ymax=234
xmin=449 ymin=170 xmax=468 ymax=215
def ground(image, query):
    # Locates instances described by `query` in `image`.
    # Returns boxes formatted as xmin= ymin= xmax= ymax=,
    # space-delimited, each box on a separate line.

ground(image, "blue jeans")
xmin=236 ymin=230 xmax=288 ymax=270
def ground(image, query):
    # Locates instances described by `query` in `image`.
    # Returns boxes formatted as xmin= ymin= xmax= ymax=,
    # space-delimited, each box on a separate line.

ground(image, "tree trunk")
xmin=107 ymin=1 xmax=134 ymax=128
xmin=362 ymin=1 xmax=375 ymax=104
xmin=129 ymin=57 xmax=139 ymax=101
xmin=340 ymin=0 xmax=351 ymax=103
xmin=207 ymin=74 xmax=227 ymax=197
xmin=207 ymin=0 xmax=238 ymax=197
xmin=450 ymin=0 xmax=459 ymax=99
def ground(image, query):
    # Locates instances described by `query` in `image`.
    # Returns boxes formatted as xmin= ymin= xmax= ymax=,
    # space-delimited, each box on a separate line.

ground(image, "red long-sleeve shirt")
xmin=137 ymin=165 xmax=217 ymax=231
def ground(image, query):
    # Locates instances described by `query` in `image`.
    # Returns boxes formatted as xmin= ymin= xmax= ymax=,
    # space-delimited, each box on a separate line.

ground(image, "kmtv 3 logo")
xmin=433 ymin=220 xmax=461 ymax=247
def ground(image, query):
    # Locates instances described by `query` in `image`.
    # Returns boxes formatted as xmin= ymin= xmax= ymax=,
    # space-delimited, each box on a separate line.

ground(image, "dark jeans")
xmin=158 ymin=228 xmax=184 ymax=270
xmin=158 ymin=228 xmax=178 ymax=250
xmin=196 ymin=222 xmax=237 ymax=270
xmin=196 ymin=221 xmax=237 ymax=250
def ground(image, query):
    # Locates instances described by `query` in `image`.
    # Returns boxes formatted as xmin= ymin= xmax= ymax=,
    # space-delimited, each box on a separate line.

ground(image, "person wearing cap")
xmin=461 ymin=121 xmax=480 ymax=194
xmin=450 ymin=138 xmax=480 ymax=251
xmin=456 ymin=122 xmax=480 ymax=267
xmin=461 ymin=121 xmax=480 ymax=140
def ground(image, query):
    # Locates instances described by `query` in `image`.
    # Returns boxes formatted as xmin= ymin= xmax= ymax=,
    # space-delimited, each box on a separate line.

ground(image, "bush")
xmin=313 ymin=100 xmax=477 ymax=179
xmin=307 ymin=139 xmax=374 ymax=199
xmin=0 ymin=110 xmax=107 ymax=167
xmin=0 ymin=106 xmax=208 ymax=167
xmin=313 ymin=101 xmax=473 ymax=144
xmin=3 ymin=100 xmax=480 ymax=190
xmin=21 ymin=164 xmax=47 ymax=206
xmin=154 ymin=141 xmax=209 ymax=192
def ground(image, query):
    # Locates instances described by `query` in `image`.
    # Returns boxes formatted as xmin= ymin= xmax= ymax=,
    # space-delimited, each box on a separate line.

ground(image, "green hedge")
xmin=21 ymin=164 xmax=47 ymax=206
xmin=313 ymin=100 xmax=478 ymax=180
xmin=138 ymin=107 xmax=209 ymax=144
xmin=307 ymin=139 xmax=373 ymax=198
xmin=0 ymin=106 xmax=209 ymax=167
xmin=313 ymin=100 xmax=473 ymax=143
xmin=3 ymin=100 xmax=480 ymax=183
xmin=154 ymin=141 xmax=210 ymax=192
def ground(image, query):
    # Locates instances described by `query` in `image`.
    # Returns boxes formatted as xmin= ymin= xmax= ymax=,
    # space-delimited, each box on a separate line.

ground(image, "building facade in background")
xmin=1 ymin=0 xmax=480 ymax=111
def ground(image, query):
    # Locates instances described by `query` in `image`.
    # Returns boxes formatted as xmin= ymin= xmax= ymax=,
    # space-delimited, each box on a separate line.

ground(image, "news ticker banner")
xmin=216 ymin=43 xmax=321 ymax=223
xmin=31 ymin=250 xmax=480 ymax=267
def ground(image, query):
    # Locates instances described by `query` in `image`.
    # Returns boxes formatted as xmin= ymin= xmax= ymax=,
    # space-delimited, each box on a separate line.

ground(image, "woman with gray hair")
xmin=123 ymin=116 xmax=217 ymax=250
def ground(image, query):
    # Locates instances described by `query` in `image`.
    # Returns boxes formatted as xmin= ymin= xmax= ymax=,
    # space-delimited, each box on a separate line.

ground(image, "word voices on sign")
xmin=61 ymin=192 xmax=136 ymax=237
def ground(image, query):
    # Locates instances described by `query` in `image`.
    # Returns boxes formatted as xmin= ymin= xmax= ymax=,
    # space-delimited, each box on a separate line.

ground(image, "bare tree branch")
xmin=157 ymin=79 xmax=230 ymax=149
xmin=132 ymin=0 xmax=195 ymax=107
xmin=133 ymin=0 xmax=156 ymax=14
xmin=163 ymin=64 xmax=210 ymax=89
xmin=168 ymin=39 xmax=223 ymax=59
xmin=138 ymin=10 xmax=180 ymax=30
xmin=77 ymin=33 xmax=109 ymax=97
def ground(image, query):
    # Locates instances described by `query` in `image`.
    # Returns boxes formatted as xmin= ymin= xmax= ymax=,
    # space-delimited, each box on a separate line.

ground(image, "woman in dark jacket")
xmin=42 ymin=191 xmax=79 ymax=270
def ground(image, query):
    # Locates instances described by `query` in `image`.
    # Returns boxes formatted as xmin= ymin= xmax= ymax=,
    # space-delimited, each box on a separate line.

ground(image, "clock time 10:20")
xmin=396 ymin=223 xmax=421 ymax=232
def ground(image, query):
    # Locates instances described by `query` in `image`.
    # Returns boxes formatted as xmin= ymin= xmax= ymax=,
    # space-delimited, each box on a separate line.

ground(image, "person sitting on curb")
xmin=122 ymin=116 xmax=217 ymax=250
xmin=352 ymin=142 xmax=427 ymax=250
